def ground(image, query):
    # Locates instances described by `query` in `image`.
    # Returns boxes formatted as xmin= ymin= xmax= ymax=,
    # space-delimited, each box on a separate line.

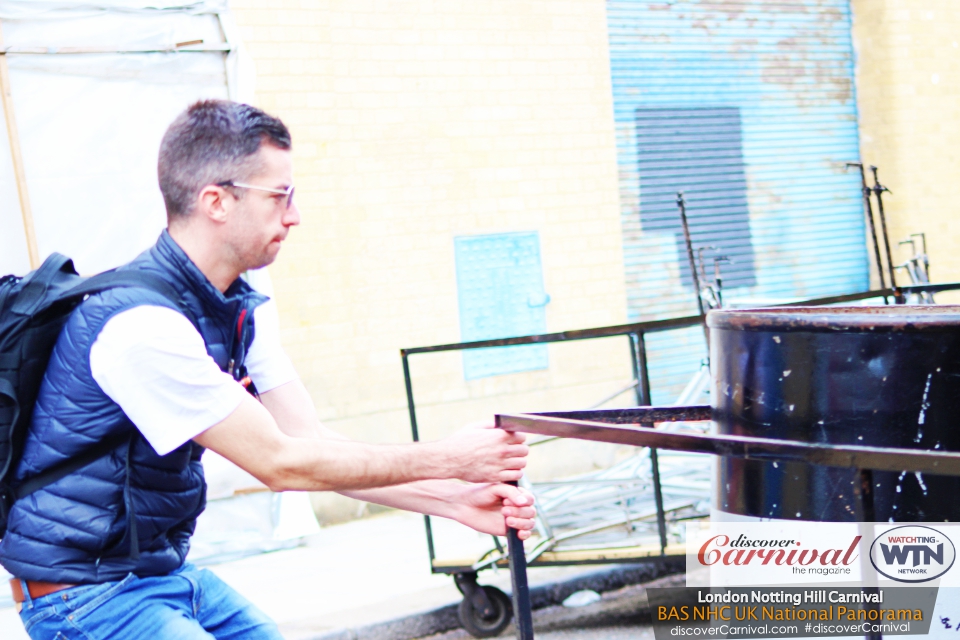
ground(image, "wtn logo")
xmin=880 ymin=542 xmax=943 ymax=567
xmin=870 ymin=526 xmax=956 ymax=583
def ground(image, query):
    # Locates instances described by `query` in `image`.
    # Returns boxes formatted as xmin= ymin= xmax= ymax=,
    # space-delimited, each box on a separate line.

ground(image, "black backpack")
xmin=0 ymin=253 xmax=183 ymax=536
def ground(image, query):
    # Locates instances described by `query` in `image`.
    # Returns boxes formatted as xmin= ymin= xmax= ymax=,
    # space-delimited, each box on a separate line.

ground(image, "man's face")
xmin=225 ymin=143 xmax=300 ymax=271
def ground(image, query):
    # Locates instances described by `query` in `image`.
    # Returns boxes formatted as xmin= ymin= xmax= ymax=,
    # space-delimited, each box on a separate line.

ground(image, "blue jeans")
xmin=17 ymin=564 xmax=284 ymax=639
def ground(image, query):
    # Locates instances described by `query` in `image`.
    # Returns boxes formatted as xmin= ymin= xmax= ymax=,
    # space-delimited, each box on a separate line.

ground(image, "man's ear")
xmin=197 ymin=185 xmax=232 ymax=223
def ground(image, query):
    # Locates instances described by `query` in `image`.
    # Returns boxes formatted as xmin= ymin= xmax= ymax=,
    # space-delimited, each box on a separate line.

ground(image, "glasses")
xmin=217 ymin=181 xmax=295 ymax=209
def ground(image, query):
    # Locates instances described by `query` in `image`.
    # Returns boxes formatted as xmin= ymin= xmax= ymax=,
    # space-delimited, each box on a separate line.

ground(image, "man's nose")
xmin=284 ymin=202 xmax=301 ymax=226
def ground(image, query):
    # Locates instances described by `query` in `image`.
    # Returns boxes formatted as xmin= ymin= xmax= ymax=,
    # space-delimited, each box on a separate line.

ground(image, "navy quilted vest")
xmin=0 ymin=231 xmax=267 ymax=583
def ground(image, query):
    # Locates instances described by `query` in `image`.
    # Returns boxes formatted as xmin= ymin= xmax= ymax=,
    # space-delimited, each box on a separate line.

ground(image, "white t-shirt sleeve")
xmin=89 ymin=302 xmax=299 ymax=456
xmin=90 ymin=306 xmax=248 ymax=456
xmin=246 ymin=299 xmax=297 ymax=394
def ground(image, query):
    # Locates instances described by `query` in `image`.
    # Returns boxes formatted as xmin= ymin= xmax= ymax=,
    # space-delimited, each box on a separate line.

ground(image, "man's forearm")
xmin=270 ymin=438 xmax=458 ymax=491
xmin=259 ymin=386 xmax=451 ymax=491
xmin=195 ymin=393 xmax=526 ymax=491
xmin=344 ymin=479 xmax=537 ymax=540
xmin=262 ymin=385 xmax=469 ymax=505
xmin=195 ymin=397 xmax=460 ymax=490
xmin=340 ymin=480 xmax=461 ymax=518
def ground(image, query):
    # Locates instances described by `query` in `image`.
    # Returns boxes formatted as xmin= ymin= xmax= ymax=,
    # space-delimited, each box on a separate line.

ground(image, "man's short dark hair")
xmin=158 ymin=100 xmax=291 ymax=218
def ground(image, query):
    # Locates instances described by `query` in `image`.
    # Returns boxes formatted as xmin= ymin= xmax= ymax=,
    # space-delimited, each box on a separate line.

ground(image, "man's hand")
xmin=434 ymin=424 xmax=529 ymax=484
xmin=450 ymin=482 xmax=537 ymax=540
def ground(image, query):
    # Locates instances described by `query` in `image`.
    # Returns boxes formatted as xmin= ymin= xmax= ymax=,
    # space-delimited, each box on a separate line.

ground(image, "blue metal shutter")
xmin=454 ymin=232 xmax=549 ymax=380
xmin=607 ymin=0 xmax=867 ymax=402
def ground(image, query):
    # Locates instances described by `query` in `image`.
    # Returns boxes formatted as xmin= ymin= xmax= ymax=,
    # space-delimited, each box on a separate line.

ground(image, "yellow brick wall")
xmin=228 ymin=1 xmax=631 ymax=490
xmin=852 ymin=0 xmax=960 ymax=298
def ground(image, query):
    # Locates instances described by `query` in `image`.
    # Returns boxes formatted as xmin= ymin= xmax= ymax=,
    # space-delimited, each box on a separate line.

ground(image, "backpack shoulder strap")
xmin=14 ymin=432 xmax=131 ymax=500
xmin=62 ymin=270 xmax=182 ymax=310
xmin=62 ymin=269 xmax=198 ymax=329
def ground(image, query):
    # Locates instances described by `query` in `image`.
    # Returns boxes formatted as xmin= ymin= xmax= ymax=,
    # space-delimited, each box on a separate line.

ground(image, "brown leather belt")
xmin=9 ymin=578 xmax=77 ymax=603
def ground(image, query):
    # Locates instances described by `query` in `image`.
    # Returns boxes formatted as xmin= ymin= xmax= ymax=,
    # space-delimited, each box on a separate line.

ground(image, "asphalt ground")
xmin=533 ymin=627 xmax=656 ymax=640
xmin=416 ymin=573 xmax=682 ymax=640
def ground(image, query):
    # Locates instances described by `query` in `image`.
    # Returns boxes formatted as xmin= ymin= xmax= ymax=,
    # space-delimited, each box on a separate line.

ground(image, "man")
xmin=2 ymin=100 xmax=535 ymax=638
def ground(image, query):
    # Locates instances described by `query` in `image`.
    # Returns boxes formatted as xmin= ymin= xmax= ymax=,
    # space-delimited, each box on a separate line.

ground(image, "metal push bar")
xmin=495 ymin=407 xmax=960 ymax=640
xmin=498 ymin=407 xmax=960 ymax=478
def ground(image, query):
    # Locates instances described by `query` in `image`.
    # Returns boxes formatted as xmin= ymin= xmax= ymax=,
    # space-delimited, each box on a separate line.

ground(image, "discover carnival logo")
xmin=697 ymin=533 xmax=861 ymax=571
xmin=869 ymin=525 xmax=956 ymax=583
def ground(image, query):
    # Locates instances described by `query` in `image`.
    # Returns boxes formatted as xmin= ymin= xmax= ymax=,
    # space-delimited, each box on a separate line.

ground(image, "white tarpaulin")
xmin=0 ymin=0 xmax=251 ymax=275
xmin=0 ymin=1 xmax=319 ymax=580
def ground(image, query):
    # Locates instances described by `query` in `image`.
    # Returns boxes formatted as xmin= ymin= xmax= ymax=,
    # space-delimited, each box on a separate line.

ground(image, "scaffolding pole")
xmin=0 ymin=21 xmax=39 ymax=269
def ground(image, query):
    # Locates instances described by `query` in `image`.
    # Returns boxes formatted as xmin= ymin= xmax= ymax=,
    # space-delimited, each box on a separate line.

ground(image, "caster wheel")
xmin=458 ymin=585 xmax=513 ymax=638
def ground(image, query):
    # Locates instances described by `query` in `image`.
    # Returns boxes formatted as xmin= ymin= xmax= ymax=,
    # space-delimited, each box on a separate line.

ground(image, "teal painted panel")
xmin=455 ymin=232 xmax=549 ymax=380
xmin=607 ymin=0 xmax=867 ymax=402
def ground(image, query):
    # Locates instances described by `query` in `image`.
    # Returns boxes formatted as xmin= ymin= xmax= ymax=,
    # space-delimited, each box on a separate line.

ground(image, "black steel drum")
xmin=709 ymin=305 xmax=960 ymax=522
